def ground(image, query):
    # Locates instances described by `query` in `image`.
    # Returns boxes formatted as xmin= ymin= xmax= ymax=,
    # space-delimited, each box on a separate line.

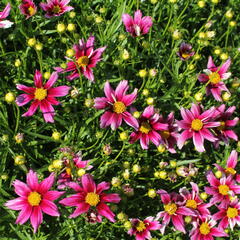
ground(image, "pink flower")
xmin=19 ymin=0 xmax=37 ymax=19
xmin=59 ymin=174 xmax=121 ymax=222
xmin=55 ymin=36 xmax=106 ymax=82
xmin=129 ymin=106 xmax=168 ymax=149
xmin=198 ymin=56 xmax=231 ymax=101
xmin=16 ymin=70 xmax=71 ymax=123
xmin=179 ymin=182 xmax=211 ymax=218
xmin=94 ymin=80 xmax=138 ymax=130
xmin=40 ymin=0 xmax=73 ymax=18
xmin=205 ymin=171 xmax=240 ymax=208
xmin=212 ymin=104 xmax=238 ymax=145
xmin=213 ymin=199 xmax=240 ymax=230
xmin=5 ymin=170 xmax=64 ymax=233
xmin=156 ymin=189 xmax=196 ymax=234
xmin=0 ymin=3 xmax=13 ymax=28
xmin=190 ymin=216 xmax=228 ymax=240
xmin=177 ymin=103 xmax=220 ymax=152
xmin=158 ymin=112 xmax=179 ymax=153
xmin=127 ymin=217 xmax=161 ymax=240
xmin=122 ymin=10 xmax=153 ymax=37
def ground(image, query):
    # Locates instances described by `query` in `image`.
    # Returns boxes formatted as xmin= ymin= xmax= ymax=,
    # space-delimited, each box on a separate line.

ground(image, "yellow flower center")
xmin=85 ymin=192 xmax=100 ymax=206
xmin=209 ymin=72 xmax=221 ymax=84
xmin=53 ymin=5 xmax=61 ymax=14
xmin=66 ymin=167 xmax=71 ymax=175
xmin=218 ymin=184 xmax=230 ymax=195
xmin=186 ymin=199 xmax=197 ymax=209
xmin=77 ymin=56 xmax=89 ymax=67
xmin=136 ymin=221 xmax=146 ymax=232
xmin=28 ymin=6 xmax=35 ymax=16
xmin=113 ymin=101 xmax=126 ymax=114
xmin=227 ymin=207 xmax=238 ymax=218
xmin=199 ymin=222 xmax=211 ymax=235
xmin=164 ymin=203 xmax=177 ymax=215
xmin=225 ymin=167 xmax=236 ymax=175
xmin=160 ymin=130 xmax=170 ymax=139
xmin=34 ymin=88 xmax=47 ymax=101
xmin=217 ymin=121 xmax=225 ymax=131
xmin=182 ymin=53 xmax=190 ymax=59
xmin=191 ymin=119 xmax=203 ymax=131
xmin=28 ymin=191 xmax=41 ymax=206
xmin=139 ymin=122 xmax=152 ymax=134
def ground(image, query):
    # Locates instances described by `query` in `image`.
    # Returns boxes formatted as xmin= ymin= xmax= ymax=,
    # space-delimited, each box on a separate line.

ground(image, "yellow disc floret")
xmin=53 ymin=5 xmax=61 ymax=14
xmin=85 ymin=192 xmax=100 ymax=206
xmin=227 ymin=207 xmax=238 ymax=218
xmin=164 ymin=203 xmax=177 ymax=215
xmin=217 ymin=121 xmax=225 ymax=131
xmin=136 ymin=221 xmax=146 ymax=232
xmin=77 ymin=56 xmax=89 ymax=67
xmin=113 ymin=101 xmax=126 ymax=114
xmin=160 ymin=130 xmax=170 ymax=139
xmin=139 ymin=122 xmax=152 ymax=134
xmin=199 ymin=222 xmax=211 ymax=235
xmin=35 ymin=88 xmax=47 ymax=101
xmin=218 ymin=184 xmax=230 ymax=195
xmin=225 ymin=167 xmax=236 ymax=175
xmin=28 ymin=6 xmax=35 ymax=16
xmin=209 ymin=72 xmax=221 ymax=84
xmin=191 ymin=119 xmax=203 ymax=131
xmin=186 ymin=199 xmax=198 ymax=209
xmin=28 ymin=191 xmax=41 ymax=206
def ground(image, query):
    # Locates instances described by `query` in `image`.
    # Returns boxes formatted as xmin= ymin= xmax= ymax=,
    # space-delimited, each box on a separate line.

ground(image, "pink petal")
xmin=210 ymin=87 xmax=222 ymax=101
xmin=100 ymin=111 xmax=114 ymax=128
xmin=142 ymin=106 xmax=154 ymax=119
xmin=152 ymin=122 xmax=168 ymax=131
xmin=205 ymin=186 xmax=217 ymax=195
xmin=81 ymin=174 xmax=96 ymax=192
xmin=30 ymin=206 xmax=43 ymax=233
xmin=104 ymin=81 xmax=115 ymax=102
xmin=129 ymin=132 xmax=141 ymax=144
xmin=16 ymin=84 xmax=35 ymax=94
xmin=94 ymin=97 xmax=108 ymax=109
xmin=34 ymin=70 xmax=43 ymax=88
xmin=46 ymin=96 xmax=60 ymax=105
xmin=200 ymin=128 xmax=217 ymax=142
xmin=114 ymin=80 xmax=129 ymax=101
xmin=213 ymin=211 xmax=226 ymax=221
xmin=13 ymin=180 xmax=31 ymax=197
xmin=83 ymin=67 xmax=94 ymax=82
xmin=140 ymin=134 xmax=149 ymax=149
xmin=148 ymin=130 xmax=161 ymax=146
xmin=48 ymin=86 xmax=71 ymax=97
xmin=39 ymin=100 xmax=55 ymax=123
xmin=211 ymin=227 xmax=228 ymax=237
xmin=177 ymin=207 xmax=196 ymax=216
xmin=206 ymin=172 xmax=219 ymax=187
xmin=198 ymin=73 xmax=209 ymax=83
xmin=177 ymin=130 xmax=193 ymax=149
xmin=86 ymin=35 xmax=95 ymax=48
xmin=172 ymin=215 xmax=186 ymax=233
xmin=225 ymin=118 xmax=239 ymax=127
xmin=44 ymin=191 xmax=64 ymax=201
xmin=5 ymin=197 xmax=27 ymax=210
xmin=44 ymin=72 xmax=58 ymax=89
xmin=40 ymin=199 xmax=60 ymax=216
xmin=89 ymin=46 xmax=106 ymax=66
xmin=180 ymin=108 xmax=194 ymax=122
xmin=27 ymin=170 xmax=39 ymax=191
xmin=227 ymin=150 xmax=238 ymax=168
xmin=193 ymin=131 xmax=205 ymax=152
xmin=38 ymin=173 xmax=54 ymax=194
xmin=218 ymin=58 xmax=231 ymax=75
xmin=59 ymin=194 xmax=82 ymax=206
xmin=204 ymin=122 xmax=220 ymax=128
xmin=122 ymin=13 xmax=133 ymax=27
xmin=157 ymin=189 xmax=170 ymax=204
xmin=96 ymin=182 xmax=110 ymax=194
xmin=207 ymin=56 xmax=216 ymax=69
xmin=16 ymin=204 xmax=32 ymax=225
xmin=141 ymin=16 xmax=153 ymax=34
xmin=22 ymin=100 xmax=39 ymax=117
xmin=191 ymin=104 xmax=201 ymax=118
xmin=176 ymin=120 xmax=190 ymax=129
xmin=122 ymin=111 xmax=139 ymax=129
xmin=101 ymin=193 xmax=121 ymax=203
xmin=16 ymin=94 xmax=34 ymax=106
xmin=134 ymin=10 xmax=142 ymax=25
xmin=69 ymin=202 xmax=90 ymax=218
xmin=97 ymin=202 xmax=115 ymax=222
xmin=225 ymin=130 xmax=238 ymax=141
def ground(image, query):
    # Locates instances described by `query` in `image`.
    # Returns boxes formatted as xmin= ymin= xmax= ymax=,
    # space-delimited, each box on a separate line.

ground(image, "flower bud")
xmin=52 ymin=160 xmax=63 ymax=169
xmin=14 ymin=133 xmax=24 ymax=144
xmin=111 ymin=177 xmax=121 ymax=187
xmin=77 ymin=168 xmax=86 ymax=177
xmin=27 ymin=38 xmax=36 ymax=47
xmin=142 ymin=89 xmax=149 ymax=96
xmin=215 ymin=170 xmax=222 ymax=178
xmin=84 ymin=98 xmax=94 ymax=107
xmin=67 ymin=23 xmax=76 ymax=32
xmin=146 ymin=97 xmax=154 ymax=105
xmin=14 ymin=155 xmax=25 ymax=165
xmin=52 ymin=131 xmax=61 ymax=141
xmin=222 ymin=92 xmax=231 ymax=101
xmin=148 ymin=189 xmax=157 ymax=198
xmin=66 ymin=49 xmax=75 ymax=57
xmin=200 ymin=192 xmax=208 ymax=200
xmin=43 ymin=72 xmax=51 ymax=80
xmin=57 ymin=23 xmax=66 ymax=33
xmin=133 ymin=111 xmax=140 ymax=118
xmin=132 ymin=164 xmax=141 ymax=173
xmin=35 ymin=42 xmax=43 ymax=51
xmin=5 ymin=92 xmax=15 ymax=103
xmin=157 ymin=145 xmax=166 ymax=153
xmin=103 ymin=144 xmax=112 ymax=155
xmin=119 ymin=131 xmax=128 ymax=141
xmin=15 ymin=59 xmax=21 ymax=67
xmin=194 ymin=92 xmax=203 ymax=101
xmin=139 ymin=69 xmax=148 ymax=78
xmin=122 ymin=169 xmax=130 ymax=180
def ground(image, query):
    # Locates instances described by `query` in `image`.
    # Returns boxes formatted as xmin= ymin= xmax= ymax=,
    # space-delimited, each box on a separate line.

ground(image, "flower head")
xmin=55 ymin=36 xmax=106 ymax=82
xmin=59 ymin=174 xmax=121 ymax=222
xmin=94 ymin=80 xmax=138 ymax=130
xmin=177 ymin=42 xmax=195 ymax=61
xmin=16 ymin=70 xmax=71 ymax=123
xmin=122 ymin=10 xmax=153 ymax=37
xmin=40 ymin=0 xmax=73 ymax=18
xmin=0 ymin=3 xmax=13 ymax=28
xmin=198 ymin=56 xmax=231 ymax=101
xmin=5 ymin=170 xmax=64 ymax=233
xmin=127 ymin=217 xmax=161 ymax=240
xmin=19 ymin=0 xmax=37 ymax=19
xmin=177 ymin=103 xmax=220 ymax=152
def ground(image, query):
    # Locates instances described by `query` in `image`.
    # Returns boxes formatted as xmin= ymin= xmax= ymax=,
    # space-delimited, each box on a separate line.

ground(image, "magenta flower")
xmin=40 ymin=0 xmax=73 ymax=18
xmin=177 ymin=103 xmax=220 ymax=152
xmin=177 ymin=42 xmax=195 ymax=61
xmin=179 ymin=182 xmax=211 ymax=218
xmin=122 ymin=10 xmax=153 ymax=37
xmin=16 ymin=70 xmax=71 ymax=123
xmin=19 ymin=0 xmax=37 ymax=19
xmin=55 ymin=36 xmax=106 ymax=82
xmin=158 ymin=112 xmax=179 ymax=153
xmin=94 ymin=80 xmax=138 ymax=130
xmin=213 ymin=199 xmax=240 ymax=230
xmin=127 ymin=217 xmax=161 ymax=240
xmin=205 ymin=171 xmax=240 ymax=208
xmin=129 ymin=106 xmax=168 ymax=149
xmin=198 ymin=56 xmax=231 ymax=101
xmin=212 ymin=104 xmax=238 ymax=145
xmin=5 ymin=170 xmax=64 ymax=233
xmin=189 ymin=216 xmax=228 ymax=240
xmin=59 ymin=174 xmax=121 ymax=222
xmin=0 ymin=3 xmax=13 ymax=28
xmin=156 ymin=189 xmax=196 ymax=234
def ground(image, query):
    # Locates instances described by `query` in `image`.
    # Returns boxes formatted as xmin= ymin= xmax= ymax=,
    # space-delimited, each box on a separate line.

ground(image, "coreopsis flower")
xmin=16 ymin=70 xmax=71 ymax=123
xmin=213 ymin=199 xmax=240 ymax=230
xmin=19 ymin=0 xmax=37 ymax=19
xmin=205 ymin=171 xmax=240 ymax=208
xmin=179 ymin=182 xmax=211 ymax=218
xmin=59 ymin=174 xmax=121 ymax=222
xmin=40 ymin=0 xmax=73 ymax=18
xmin=158 ymin=112 xmax=179 ymax=153
xmin=129 ymin=106 xmax=168 ymax=149
xmin=127 ymin=217 xmax=161 ymax=240
xmin=122 ymin=10 xmax=153 ymax=37
xmin=94 ymin=80 xmax=138 ymax=130
xmin=0 ymin=3 xmax=13 ymax=28
xmin=212 ymin=104 xmax=238 ymax=145
xmin=177 ymin=103 xmax=220 ymax=152
xmin=198 ymin=56 xmax=231 ymax=101
xmin=177 ymin=42 xmax=195 ymax=61
xmin=156 ymin=189 xmax=196 ymax=234
xmin=189 ymin=216 xmax=228 ymax=240
xmin=5 ymin=170 xmax=64 ymax=233
xmin=55 ymin=36 xmax=106 ymax=82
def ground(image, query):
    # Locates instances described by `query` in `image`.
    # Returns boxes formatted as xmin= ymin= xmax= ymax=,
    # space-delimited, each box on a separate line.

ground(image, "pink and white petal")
xmin=5 ymin=197 xmax=28 ymax=210
xmin=227 ymin=150 xmax=238 ymax=168
xmin=38 ymin=173 xmax=54 ymax=194
xmin=207 ymin=56 xmax=216 ymax=70
xmin=97 ymin=203 xmax=115 ymax=222
xmin=0 ymin=3 xmax=11 ymax=19
xmin=0 ymin=20 xmax=13 ymax=28
xmin=40 ymin=199 xmax=60 ymax=216
xmin=204 ymin=186 xmax=217 ymax=195
xmin=224 ymin=130 xmax=238 ymax=141
xmin=16 ymin=94 xmax=34 ymax=106
xmin=148 ymin=131 xmax=161 ymax=146
xmin=81 ymin=174 xmax=96 ymax=192
xmin=210 ymin=88 xmax=222 ymax=101
xmin=96 ymin=182 xmax=110 ymax=194
xmin=30 ymin=206 xmax=43 ymax=233
xmin=177 ymin=130 xmax=193 ymax=149
xmin=199 ymin=107 xmax=215 ymax=121
xmin=34 ymin=70 xmax=43 ymax=88
xmin=140 ymin=134 xmax=149 ymax=149
xmin=122 ymin=14 xmax=133 ymax=27
xmin=101 ymin=193 xmax=121 ymax=203
xmin=211 ymin=227 xmax=228 ymax=237
xmin=198 ymin=74 xmax=209 ymax=83
xmin=39 ymin=3 xmax=49 ymax=11
xmin=16 ymin=84 xmax=35 ymax=94
xmin=46 ymin=96 xmax=60 ymax=105
xmin=39 ymin=100 xmax=55 ymax=123
xmin=218 ymin=58 xmax=231 ymax=75
xmin=13 ymin=180 xmax=31 ymax=197
xmin=100 ymin=111 xmax=114 ymax=128
xmin=16 ymin=204 xmax=32 ymax=225
xmin=86 ymin=36 xmax=95 ymax=48
xmin=142 ymin=106 xmax=154 ymax=118
xmin=44 ymin=72 xmax=58 ymax=89
xmin=129 ymin=132 xmax=141 ymax=144
xmin=200 ymin=128 xmax=217 ymax=142
xmin=114 ymin=114 xmax=123 ymax=129
xmin=212 ymin=211 xmax=226 ymax=221
xmin=114 ymin=80 xmax=129 ymax=101
xmin=83 ymin=67 xmax=94 ymax=82
xmin=191 ymin=104 xmax=201 ymax=118
xmin=69 ymin=203 xmax=90 ymax=218
xmin=121 ymin=89 xmax=138 ymax=106
xmin=177 ymin=207 xmax=196 ymax=216
xmin=22 ymin=100 xmax=39 ymax=117
xmin=221 ymin=72 xmax=231 ymax=80
xmin=176 ymin=120 xmax=191 ymax=129
xmin=180 ymin=108 xmax=194 ymax=122
xmin=44 ymin=191 xmax=65 ymax=201
xmin=94 ymin=97 xmax=108 ymax=109
xmin=193 ymin=131 xmax=205 ymax=152
xmin=27 ymin=170 xmax=39 ymax=191
xmin=225 ymin=118 xmax=239 ymax=127
xmin=104 ymin=81 xmax=115 ymax=102
xmin=59 ymin=194 xmax=82 ymax=206
xmin=148 ymin=220 xmax=161 ymax=230
xmin=110 ymin=113 xmax=120 ymax=130
xmin=157 ymin=189 xmax=170 ymax=204
xmin=122 ymin=111 xmax=139 ymax=129
xmin=204 ymin=122 xmax=220 ymax=128
xmin=206 ymin=172 xmax=219 ymax=187
xmin=48 ymin=86 xmax=71 ymax=97
xmin=134 ymin=10 xmax=142 ymax=25
xmin=152 ymin=122 xmax=168 ymax=131
xmin=89 ymin=46 xmax=106 ymax=64
xmin=172 ymin=215 xmax=186 ymax=233
xmin=141 ymin=16 xmax=153 ymax=34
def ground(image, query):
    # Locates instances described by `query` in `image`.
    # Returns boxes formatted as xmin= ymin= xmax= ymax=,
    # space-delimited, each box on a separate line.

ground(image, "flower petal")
xmin=44 ymin=72 xmax=58 ymax=89
xmin=40 ymin=199 xmax=60 ymax=217
xmin=69 ymin=203 xmax=90 ymax=218
xmin=30 ymin=206 xmax=43 ymax=233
